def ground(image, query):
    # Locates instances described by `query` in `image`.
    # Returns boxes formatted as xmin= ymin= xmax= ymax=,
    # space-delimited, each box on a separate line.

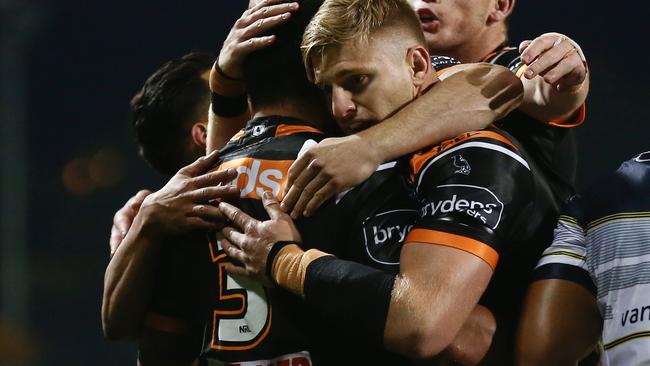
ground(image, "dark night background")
xmin=0 ymin=0 xmax=647 ymax=364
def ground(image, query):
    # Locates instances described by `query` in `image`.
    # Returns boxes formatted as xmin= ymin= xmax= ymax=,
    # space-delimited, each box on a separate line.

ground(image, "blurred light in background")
xmin=62 ymin=148 xmax=126 ymax=196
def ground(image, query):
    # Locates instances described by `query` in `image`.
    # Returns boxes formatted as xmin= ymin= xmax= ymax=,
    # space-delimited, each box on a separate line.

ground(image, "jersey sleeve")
xmin=484 ymin=47 xmax=586 ymax=127
xmin=532 ymin=195 xmax=596 ymax=295
xmin=405 ymin=130 xmax=534 ymax=270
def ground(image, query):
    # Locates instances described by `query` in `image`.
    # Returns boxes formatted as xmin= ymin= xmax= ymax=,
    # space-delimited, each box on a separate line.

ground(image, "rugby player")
xmin=109 ymin=52 xmax=215 ymax=256
xmin=217 ymin=0 xmax=558 ymax=364
xmin=103 ymin=53 xmax=244 ymax=366
xmin=516 ymin=151 xmax=650 ymax=366
xmin=201 ymin=0 xmax=523 ymax=364
xmin=281 ymin=0 xmax=590 ymax=218
xmin=106 ymin=0 xmax=523 ymax=364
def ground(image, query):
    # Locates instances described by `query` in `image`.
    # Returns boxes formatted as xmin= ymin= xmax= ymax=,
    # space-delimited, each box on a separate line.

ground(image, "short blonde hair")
xmin=301 ymin=0 xmax=425 ymax=82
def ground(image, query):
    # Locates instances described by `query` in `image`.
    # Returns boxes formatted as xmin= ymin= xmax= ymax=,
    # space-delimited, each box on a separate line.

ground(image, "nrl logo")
xmin=453 ymin=155 xmax=471 ymax=175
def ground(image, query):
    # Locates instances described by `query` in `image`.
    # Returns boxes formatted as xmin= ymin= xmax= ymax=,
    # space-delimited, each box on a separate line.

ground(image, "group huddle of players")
xmin=102 ymin=0 xmax=650 ymax=365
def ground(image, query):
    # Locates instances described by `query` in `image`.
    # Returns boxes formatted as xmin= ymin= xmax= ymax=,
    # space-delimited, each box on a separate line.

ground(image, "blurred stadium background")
xmin=0 ymin=0 xmax=647 ymax=364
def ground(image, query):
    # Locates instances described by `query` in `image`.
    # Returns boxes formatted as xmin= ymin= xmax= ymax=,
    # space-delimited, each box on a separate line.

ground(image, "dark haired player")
xmin=109 ymin=52 xmax=215 ymax=257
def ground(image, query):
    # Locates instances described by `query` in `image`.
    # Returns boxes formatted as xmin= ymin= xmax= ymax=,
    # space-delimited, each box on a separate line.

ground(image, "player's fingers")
xmin=191 ymin=168 xmax=237 ymax=188
xmin=556 ymin=66 xmax=587 ymax=92
xmin=523 ymin=40 xmax=574 ymax=80
xmin=221 ymin=226 xmax=248 ymax=247
xmin=109 ymin=225 xmax=123 ymax=256
xmin=242 ymin=13 xmax=293 ymax=42
xmin=190 ymin=186 xmax=240 ymax=203
xmin=286 ymin=153 xmax=311 ymax=195
xmin=519 ymin=35 xmax=557 ymax=65
xmin=290 ymin=170 xmax=329 ymax=219
xmin=246 ymin=0 xmax=289 ymax=16
xmin=178 ymin=150 xmax=219 ymax=177
xmin=247 ymin=2 xmax=298 ymax=25
xmin=235 ymin=36 xmax=277 ymax=55
xmin=219 ymin=203 xmax=257 ymax=232
xmin=221 ymin=239 xmax=247 ymax=269
xmin=541 ymin=56 xmax=581 ymax=85
xmin=302 ymin=181 xmax=337 ymax=218
xmin=190 ymin=204 xmax=228 ymax=224
xmin=286 ymin=163 xmax=321 ymax=216
xmin=223 ymin=262 xmax=248 ymax=277
xmin=261 ymin=191 xmax=285 ymax=220
xmin=518 ymin=40 xmax=533 ymax=54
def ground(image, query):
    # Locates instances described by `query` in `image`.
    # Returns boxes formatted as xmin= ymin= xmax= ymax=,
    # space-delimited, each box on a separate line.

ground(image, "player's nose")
xmin=331 ymin=86 xmax=356 ymax=124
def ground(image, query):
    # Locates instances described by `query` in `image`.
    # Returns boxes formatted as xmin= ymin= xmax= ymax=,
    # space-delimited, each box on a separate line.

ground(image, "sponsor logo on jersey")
xmin=452 ymin=155 xmax=471 ymax=175
xmin=421 ymin=184 xmax=504 ymax=229
xmin=621 ymin=304 xmax=650 ymax=327
xmin=362 ymin=209 xmax=419 ymax=265
xmin=216 ymin=158 xmax=292 ymax=200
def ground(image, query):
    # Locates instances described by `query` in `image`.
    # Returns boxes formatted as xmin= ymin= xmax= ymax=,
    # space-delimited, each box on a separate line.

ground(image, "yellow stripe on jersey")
xmin=587 ymin=212 xmax=650 ymax=231
xmin=604 ymin=331 xmax=650 ymax=351
xmin=540 ymin=250 xmax=586 ymax=261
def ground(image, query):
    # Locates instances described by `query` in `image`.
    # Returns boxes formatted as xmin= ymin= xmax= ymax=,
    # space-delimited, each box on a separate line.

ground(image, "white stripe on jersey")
xmin=416 ymin=141 xmax=530 ymax=191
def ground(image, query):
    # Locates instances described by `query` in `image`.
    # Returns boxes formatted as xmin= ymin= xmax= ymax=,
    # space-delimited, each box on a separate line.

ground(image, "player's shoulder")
xmin=409 ymin=127 xmax=530 ymax=180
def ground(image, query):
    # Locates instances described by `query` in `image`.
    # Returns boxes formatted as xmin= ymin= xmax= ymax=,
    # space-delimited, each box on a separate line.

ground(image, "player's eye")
xmin=343 ymin=74 xmax=370 ymax=93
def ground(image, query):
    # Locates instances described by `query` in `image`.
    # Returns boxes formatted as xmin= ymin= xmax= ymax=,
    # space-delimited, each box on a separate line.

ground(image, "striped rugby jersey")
xmin=534 ymin=151 xmax=650 ymax=365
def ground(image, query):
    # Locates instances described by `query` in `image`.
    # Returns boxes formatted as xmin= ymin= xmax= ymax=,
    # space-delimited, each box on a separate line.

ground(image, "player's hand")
xmin=519 ymin=32 xmax=588 ymax=92
xmin=281 ymin=135 xmax=381 ymax=219
xmin=109 ymin=189 xmax=152 ymax=257
xmin=139 ymin=151 xmax=239 ymax=236
xmin=215 ymin=0 xmax=300 ymax=81
xmin=219 ymin=192 xmax=302 ymax=285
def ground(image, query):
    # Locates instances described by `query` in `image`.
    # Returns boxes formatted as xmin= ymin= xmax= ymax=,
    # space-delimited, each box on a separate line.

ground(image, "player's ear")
xmin=487 ymin=0 xmax=515 ymax=25
xmin=408 ymin=45 xmax=431 ymax=89
xmin=191 ymin=122 xmax=208 ymax=149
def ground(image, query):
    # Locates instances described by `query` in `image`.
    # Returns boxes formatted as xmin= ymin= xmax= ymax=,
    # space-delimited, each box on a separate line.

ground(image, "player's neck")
xmin=251 ymin=101 xmax=331 ymax=131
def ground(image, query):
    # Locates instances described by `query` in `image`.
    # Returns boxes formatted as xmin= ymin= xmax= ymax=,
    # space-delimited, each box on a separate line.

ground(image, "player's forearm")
xmin=206 ymin=62 xmax=250 ymax=153
xmin=270 ymin=245 xmax=396 ymax=347
xmin=357 ymin=63 xmax=523 ymax=163
xmin=102 ymin=214 xmax=162 ymax=340
xmin=519 ymin=74 xmax=589 ymax=122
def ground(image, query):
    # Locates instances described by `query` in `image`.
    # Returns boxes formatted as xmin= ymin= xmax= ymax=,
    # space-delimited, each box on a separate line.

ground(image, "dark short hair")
xmin=130 ymin=52 xmax=214 ymax=175
xmin=242 ymin=0 xmax=325 ymax=110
